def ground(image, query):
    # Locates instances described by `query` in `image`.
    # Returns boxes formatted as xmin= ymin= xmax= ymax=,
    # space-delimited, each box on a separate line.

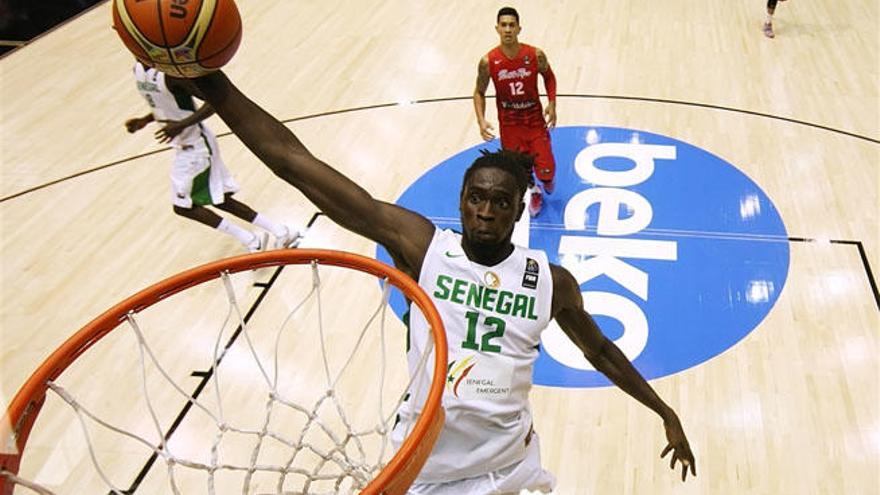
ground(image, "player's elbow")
xmin=583 ymin=335 xmax=609 ymax=363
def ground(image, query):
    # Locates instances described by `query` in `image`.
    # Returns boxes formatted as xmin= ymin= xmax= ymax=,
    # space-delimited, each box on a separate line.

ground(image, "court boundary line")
xmin=415 ymin=219 xmax=879 ymax=312
xmin=788 ymin=237 xmax=878 ymax=311
xmin=275 ymin=95 xmax=880 ymax=144
xmin=2 ymin=94 xmax=877 ymax=204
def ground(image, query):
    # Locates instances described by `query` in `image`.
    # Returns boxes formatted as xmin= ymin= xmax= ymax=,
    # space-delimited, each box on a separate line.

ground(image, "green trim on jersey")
xmin=200 ymin=130 xmax=213 ymax=156
xmin=191 ymin=167 xmax=213 ymax=206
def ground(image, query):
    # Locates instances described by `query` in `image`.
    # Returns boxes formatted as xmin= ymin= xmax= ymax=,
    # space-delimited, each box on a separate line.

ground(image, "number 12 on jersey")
xmin=462 ymin=311 xmax=506 ymax=353
xmin=508 ymin=81 xmax=524 ymax=96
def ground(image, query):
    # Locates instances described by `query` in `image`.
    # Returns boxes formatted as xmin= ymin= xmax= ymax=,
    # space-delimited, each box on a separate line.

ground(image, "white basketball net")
xmin=2 ymin=260 xmax=434 ymax=494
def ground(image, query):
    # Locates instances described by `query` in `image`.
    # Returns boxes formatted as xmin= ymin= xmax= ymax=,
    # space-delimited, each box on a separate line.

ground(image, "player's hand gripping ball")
xmin=112 ymin=0 xmax=242 ymax=78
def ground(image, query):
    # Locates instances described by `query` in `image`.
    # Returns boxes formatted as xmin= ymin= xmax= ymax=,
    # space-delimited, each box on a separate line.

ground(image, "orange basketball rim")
xmin=0 ymin=249 xmax=448 ymax=495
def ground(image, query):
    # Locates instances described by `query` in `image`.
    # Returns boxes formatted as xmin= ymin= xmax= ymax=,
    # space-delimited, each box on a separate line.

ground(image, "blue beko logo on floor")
xmin=378 ymin=126 xmax=790 ymax=388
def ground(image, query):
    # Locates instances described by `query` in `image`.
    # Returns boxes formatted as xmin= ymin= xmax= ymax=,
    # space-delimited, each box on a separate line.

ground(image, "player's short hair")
xmin=462 ymin=149 xmax=533 ymax=199
xmin=497 ymin=7 xmax=520 ymax=24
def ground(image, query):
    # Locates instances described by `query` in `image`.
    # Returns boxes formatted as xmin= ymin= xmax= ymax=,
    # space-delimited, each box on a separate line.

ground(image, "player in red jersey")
xmin=473 ymin=6 xmax=557 ymax=217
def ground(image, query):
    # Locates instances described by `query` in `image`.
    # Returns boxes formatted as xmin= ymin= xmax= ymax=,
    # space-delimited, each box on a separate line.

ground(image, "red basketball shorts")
xmin=500 ymin=124 xmax=556 ymax=184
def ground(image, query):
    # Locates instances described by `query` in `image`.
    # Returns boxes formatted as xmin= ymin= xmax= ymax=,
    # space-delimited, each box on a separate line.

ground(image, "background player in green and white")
xmin=125 ymin=62 xmax=299 ymax=252
xmin=193 ymin=70 xmax=697 ymax=494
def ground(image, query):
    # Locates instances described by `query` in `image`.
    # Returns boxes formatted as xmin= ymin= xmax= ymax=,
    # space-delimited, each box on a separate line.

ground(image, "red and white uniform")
xmin=488 ymin=44 xmax=555 ymax=183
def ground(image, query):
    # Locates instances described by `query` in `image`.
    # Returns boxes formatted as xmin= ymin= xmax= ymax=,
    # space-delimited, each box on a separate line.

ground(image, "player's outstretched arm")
xmin=193 ymin=71 xmax=434 ymax=275
xmin=549 ymin=264 xmax=697 ymax=481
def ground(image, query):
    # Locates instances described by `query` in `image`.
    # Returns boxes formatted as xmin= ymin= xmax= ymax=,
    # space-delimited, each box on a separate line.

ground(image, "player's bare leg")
xmin=173 ymin=204 xmax=266 ymax=252
xmin=215 ymin=193 xmax=301 ymax=248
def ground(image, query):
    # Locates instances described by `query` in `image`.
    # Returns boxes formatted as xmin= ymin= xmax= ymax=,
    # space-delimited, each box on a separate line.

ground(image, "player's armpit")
xmin=370 ymin=201 xmax=436 ymax=277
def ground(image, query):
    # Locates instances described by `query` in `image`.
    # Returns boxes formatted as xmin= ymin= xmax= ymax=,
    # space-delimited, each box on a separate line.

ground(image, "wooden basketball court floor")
xmin=1 ymin=1 xmax=877 ymax=493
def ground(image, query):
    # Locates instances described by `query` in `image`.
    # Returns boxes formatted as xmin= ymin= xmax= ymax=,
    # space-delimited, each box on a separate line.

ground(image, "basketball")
xmin=112 ymin=0 xmax=242 ymax=78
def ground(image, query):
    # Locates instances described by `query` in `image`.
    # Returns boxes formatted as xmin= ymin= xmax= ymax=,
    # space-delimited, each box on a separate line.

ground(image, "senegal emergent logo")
xmin=447 ymin=356 xmax=477 ymax=397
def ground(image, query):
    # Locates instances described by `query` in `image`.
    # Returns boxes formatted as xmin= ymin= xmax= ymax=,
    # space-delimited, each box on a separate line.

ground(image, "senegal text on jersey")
xmin=432 ymin=274 xmax=539 ymax=320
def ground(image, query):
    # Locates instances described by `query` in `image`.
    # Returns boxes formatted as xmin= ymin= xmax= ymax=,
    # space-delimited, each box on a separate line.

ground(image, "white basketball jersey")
xmin=133 ymin=63 xmax=212 ymax=149
xmin=398 ymin=228 xmax=553 ymax=483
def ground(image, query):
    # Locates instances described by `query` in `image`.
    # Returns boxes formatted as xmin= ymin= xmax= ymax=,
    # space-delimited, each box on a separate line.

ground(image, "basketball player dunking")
xmin=192 ymin=67 xmax=696 ymax=493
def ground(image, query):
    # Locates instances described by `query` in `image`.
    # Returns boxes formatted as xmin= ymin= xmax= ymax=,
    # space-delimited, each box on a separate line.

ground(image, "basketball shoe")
xmin=246 ymin=232 xmax=269 ymax=253
xmin=274 ymin=226 xmax=302 ymax=249
xmin=529 ymin=190 xmax=543 ymax=217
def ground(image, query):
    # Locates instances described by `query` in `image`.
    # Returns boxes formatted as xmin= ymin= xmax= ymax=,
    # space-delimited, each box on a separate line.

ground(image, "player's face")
xmin=495 ymin=15 xmax=521 ymax=45
xmin=459 ymin=167 xmax=524 ymax=249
